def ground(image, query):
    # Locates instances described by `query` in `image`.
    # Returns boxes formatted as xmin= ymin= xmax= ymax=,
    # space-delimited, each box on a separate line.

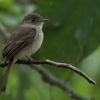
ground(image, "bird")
xmin=1 ymin=13 xmax=48 ymax=93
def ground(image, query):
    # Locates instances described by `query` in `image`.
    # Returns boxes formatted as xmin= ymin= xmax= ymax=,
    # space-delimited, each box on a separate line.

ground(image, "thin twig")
xmin=0 ymin=59 xmax=96 ymax=85
xmin=49 ymin=85 xmax=54 ymax=100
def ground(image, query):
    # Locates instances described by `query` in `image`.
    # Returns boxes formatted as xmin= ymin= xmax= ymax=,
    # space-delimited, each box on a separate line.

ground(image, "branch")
xmin=0 ymin=59 xmax=96 ymax=85
xmin=49 ymin=86 xmax=54 ymax=100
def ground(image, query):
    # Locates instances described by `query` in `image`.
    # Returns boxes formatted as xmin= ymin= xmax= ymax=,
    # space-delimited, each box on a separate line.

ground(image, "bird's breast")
xmin=15 ymin=30 xmax=44 ymax=59
xmin=31 ymin=30 xmax=43 ymax=53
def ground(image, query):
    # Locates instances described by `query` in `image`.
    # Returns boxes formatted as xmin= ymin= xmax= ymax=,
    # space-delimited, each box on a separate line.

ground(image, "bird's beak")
xmin=43 ymin=19 xmax=49 ymax=22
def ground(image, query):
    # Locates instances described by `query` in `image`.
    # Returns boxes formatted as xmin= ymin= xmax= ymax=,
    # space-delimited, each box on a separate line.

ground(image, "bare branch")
xmin=49 ymin=86 xmax=54 ymax=100
xmin=0 ymin=59 xmax=96 ymax=85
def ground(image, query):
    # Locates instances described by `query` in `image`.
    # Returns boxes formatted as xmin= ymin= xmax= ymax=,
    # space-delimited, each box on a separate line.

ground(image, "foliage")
xmin=0 ymin=0 xmax=100 ymax=100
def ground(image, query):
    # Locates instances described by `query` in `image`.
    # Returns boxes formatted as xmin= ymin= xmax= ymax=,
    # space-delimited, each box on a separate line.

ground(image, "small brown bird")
xmin=1 ymin=13 xmax=48 ymax=93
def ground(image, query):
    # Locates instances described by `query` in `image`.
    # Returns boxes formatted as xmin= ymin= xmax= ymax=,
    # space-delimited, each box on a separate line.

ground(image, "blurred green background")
xmin=0 ymin=0 xmax=100 ymax=100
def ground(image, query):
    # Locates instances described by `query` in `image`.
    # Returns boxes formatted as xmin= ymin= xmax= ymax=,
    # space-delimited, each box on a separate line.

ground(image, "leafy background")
xmin=0 ymin=0 xmax=100 ymax=100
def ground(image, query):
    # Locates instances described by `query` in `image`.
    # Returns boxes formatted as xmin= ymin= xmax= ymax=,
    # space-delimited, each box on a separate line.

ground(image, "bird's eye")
xmin=31 ymin=18 xmax=35 ymax=22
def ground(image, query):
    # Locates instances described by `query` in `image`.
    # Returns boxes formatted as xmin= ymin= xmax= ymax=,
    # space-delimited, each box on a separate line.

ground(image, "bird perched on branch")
xmin=1 ymin=13 xmax=48 ymax=93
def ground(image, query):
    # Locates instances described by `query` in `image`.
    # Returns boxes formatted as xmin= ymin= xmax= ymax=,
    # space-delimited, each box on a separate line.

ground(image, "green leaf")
xmin=34 ymin=0 xmax=100 ymax=65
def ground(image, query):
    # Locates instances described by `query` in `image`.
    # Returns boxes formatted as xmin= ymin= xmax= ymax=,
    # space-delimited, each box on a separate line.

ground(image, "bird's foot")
xmin=26 ymin=56 xmax=31 ymax=61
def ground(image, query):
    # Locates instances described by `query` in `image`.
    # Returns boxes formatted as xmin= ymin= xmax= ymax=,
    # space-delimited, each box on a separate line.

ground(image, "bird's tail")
xmin=1 ymin=58 xmax=16 ymax=93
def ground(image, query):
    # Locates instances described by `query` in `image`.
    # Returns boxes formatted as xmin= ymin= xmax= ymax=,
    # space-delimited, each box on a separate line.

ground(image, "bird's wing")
xmin=2 ymin=27 xmax=36 ymax=62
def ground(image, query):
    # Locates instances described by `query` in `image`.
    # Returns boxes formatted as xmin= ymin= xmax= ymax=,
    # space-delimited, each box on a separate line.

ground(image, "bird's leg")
xmin=26 ymin=56 xmax=32 ymax=65
xmin=26 ymin=56 xmax=31 ymax=61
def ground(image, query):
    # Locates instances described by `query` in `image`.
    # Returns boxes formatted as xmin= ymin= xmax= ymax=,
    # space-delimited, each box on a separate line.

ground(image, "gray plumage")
xmin=1 ymin=13 xmax=48 ymax=93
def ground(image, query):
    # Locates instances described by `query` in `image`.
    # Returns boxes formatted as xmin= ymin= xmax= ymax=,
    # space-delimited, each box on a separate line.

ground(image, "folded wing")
xmin=2 ymin=27 xmax=36 ymax=62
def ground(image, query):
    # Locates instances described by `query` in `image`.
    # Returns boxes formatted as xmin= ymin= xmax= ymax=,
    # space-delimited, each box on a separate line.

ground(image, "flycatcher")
xmin=1 ymin=13 xmax=48 ymax=93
